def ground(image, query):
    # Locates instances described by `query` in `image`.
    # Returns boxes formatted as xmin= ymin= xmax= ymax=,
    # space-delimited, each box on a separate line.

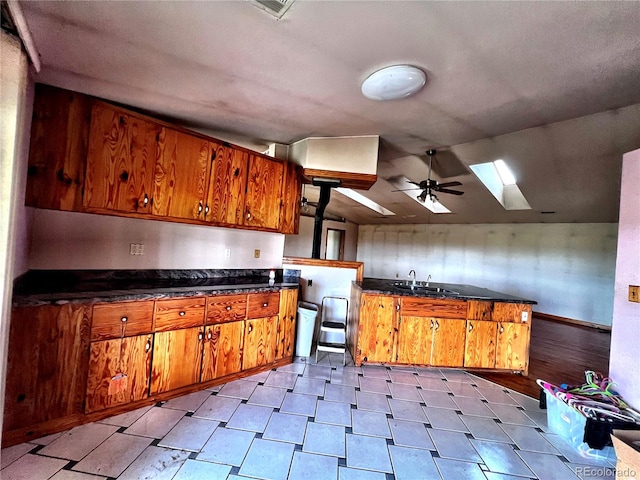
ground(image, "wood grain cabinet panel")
xmin=244 ymin=154 xmax=284 ymax=230
xmin=401 ymin=297 xmax=467 ymax=319
xmin=205 ymin=143 xmax=248 ymax=225
xmin=493 ymin=303 xmax=532 ymax=323
xmin=84 ymin=102 xmax=160 ymax=214
xmin=467 ymin=301 xmax=494 ymax=321
xmin=153 ymin=128 xmax=212 ymax=220
xmin=243 ymin=316 xmax=277 ymax=370
xmin=4 ymin=304 xmax=91 ymax=432
xmin=91 ymin=301 xmax=154 ymax=341
xmin=26 ymin=84 xmax=91 ymax=211
xmin=151 ymin=326 xmax=204 ymax=394
xmin=357 ymin=294 xmax=397 ymax=364
xmin=154 ymin=297 xmax=206 ymax=331
xmin=396 ymin=316 xmax=433 ymax=365
xmin=206 ymin=294 xmax=247 ymax=324
xmin=464 ymin=320 xmax=497 ymax=368
xmin=211 ymin=320 xmax=245 ymax=378
xmin=279 ymin=161 xmax=302 ymax=235
xmin=276 ymin=289 xmax=298 ymax=359
xmin=495 ymin=322 xmax=531 ymax=372
xmin=85 ymin=334 xmax=152 ymax=413
xmin=247 ymin=292 xmax=280 ymax=319
xmin=430 ymin=318 xmax=467 ymax=367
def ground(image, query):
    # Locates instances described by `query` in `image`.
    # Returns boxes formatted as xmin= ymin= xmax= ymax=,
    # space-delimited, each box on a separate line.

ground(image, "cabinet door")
xmin=85 ymin=334 xmax=152 ymax=413
xmin=4 ymin=305 xmax=91 ymax=431
xmin=495 ymin=322 xmax=531 ymax=372
xmin=358 ymin=294 xmax=397 ymax=363
xmin=151 ymin=327 xmax=204 ymax=394
xmin=279 ymin=161 xmax=302 ymax=234
xmin=214 ymin=320 xmax=245 ymax=377
xmin=205 ymin=143 xmax=248 ymax=225
xmin=84 ymin=103 xmax=159 ymax=213
xmin=276 ymin=289 xmax=298 ymax=360
xmin=430 ymin=318 xmax=466 ymax=367
xmin=244 ymin=154 xmax=284 ymax=230
xmin=243 ymin=316 xmax=277 ymax=370
xmin=396 ymin=316 xmax=433 ymax=365
xmin=464 ymin=321 xmax=497 ymax=368
xmin=154 ymin=128 xmax=212 ymax=220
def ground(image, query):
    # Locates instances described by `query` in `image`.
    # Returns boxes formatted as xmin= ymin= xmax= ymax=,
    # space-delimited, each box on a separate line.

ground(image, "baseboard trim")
xmin=534 ymin=311 xmax=611 ymax=331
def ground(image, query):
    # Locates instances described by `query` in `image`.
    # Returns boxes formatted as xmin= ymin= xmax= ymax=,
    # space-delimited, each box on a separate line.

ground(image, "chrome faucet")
xmin=408 ymin=269 xmax=416 ymax=286
xmin=425 ymin=274 xmax=432 ymax=287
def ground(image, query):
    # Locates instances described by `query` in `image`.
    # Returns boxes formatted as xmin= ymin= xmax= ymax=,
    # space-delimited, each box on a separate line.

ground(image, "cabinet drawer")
xmin=206 ymin=294 xmax=247 ymax=324
xmin=247 ymin=292 xmax=280 ymax=319
xmin=91 ymin=301 xmax=154 ymax=341
xmin=400 ymin=297 xmax=467 ymax=319
xmin=154 ymin=297 xmax=205 ymax=331
xmin=493 ymin=303 xmax=532 ymax=323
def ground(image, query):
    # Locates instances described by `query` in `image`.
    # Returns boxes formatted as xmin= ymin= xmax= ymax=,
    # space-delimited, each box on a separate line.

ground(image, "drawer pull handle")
xmin=263 ymin=303 xmax=268 ymax=307
xmin=121 ymin=316 xmax=128 ymax=322
xmin=179 ymin=311 xmax=186 ymax=316
xmin=226 ymin=306 xmax=232 ymax=311
xmin=430 ymin=319 xmax=434 ymax=329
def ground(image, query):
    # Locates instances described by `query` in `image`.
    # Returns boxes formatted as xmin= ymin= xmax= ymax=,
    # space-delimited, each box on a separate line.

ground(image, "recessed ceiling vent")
xmin=250 ymin=0 xmax=296 ymax=19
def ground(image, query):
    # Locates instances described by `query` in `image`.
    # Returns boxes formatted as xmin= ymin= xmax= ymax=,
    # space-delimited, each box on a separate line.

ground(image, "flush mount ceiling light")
xmin=361 ymin=65 xmax=426 ymax=101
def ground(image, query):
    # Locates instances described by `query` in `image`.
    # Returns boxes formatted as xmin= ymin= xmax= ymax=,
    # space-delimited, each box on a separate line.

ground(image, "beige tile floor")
xmin=1 ymin=351 xmax=618 ymax=480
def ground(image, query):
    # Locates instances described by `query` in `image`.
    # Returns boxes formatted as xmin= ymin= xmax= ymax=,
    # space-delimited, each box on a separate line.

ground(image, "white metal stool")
xmin=315 ymin=296 xmax=349 ymax=365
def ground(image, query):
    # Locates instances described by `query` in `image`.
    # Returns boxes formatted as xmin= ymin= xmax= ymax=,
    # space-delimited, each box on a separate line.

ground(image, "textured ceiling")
xmin=18 ymin=1 xmax=640 ymax=224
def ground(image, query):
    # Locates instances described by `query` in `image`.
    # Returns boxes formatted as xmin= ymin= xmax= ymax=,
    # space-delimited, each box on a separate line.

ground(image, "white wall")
xmin=284 ymin=215 xmax=358 ymax=261
xmin=1 ymin=31 xmax=32 ymax=444
xmin=357 ymin=223 xmax=618 ymax=325
xmin=28 ymin=209 xmax=285 ymax=270
xmin=609 ymin=149 xmax=640 ymax=409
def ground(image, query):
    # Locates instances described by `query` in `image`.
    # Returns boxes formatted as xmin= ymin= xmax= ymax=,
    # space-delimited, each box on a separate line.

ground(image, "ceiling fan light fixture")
xmin=361 ymin=65 xmax=426 ymax=101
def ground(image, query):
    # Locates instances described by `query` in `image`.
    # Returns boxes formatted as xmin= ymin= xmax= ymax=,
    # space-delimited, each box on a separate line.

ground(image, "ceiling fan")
xmin=397 ymin=149 xmax=464 ymax=203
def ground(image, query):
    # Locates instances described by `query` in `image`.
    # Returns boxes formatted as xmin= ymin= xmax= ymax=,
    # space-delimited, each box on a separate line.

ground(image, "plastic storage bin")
xmin=545 ymin=390 xmax=617 ymax=462
xmin=295 ymin=301 xmax=318 ymax=357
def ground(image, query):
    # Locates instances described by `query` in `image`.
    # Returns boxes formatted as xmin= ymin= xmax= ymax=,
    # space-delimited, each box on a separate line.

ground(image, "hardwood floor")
xmin=475 ymin=315 xmax=611 ymax=399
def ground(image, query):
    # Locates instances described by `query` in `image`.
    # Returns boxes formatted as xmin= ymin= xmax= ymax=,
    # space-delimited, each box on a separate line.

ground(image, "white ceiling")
xmin=17 ymin=0 xmax=640 ymax=225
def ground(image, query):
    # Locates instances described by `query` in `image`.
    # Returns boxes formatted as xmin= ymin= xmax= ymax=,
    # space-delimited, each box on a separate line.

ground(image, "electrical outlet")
xmin=254 ymin=249 xmax=260 ymax=258
xmin=129 ymin=243 xmax=144 ymax=255
xmin=224 ymin=248 xmax=231 ymax=258
xmin=307 ymin=279 xmax=313 ymax=287
xmin=521 ymin=310 xmax=529 ymax=322
xmin=629 ymin=285 xmax=640 ymax=303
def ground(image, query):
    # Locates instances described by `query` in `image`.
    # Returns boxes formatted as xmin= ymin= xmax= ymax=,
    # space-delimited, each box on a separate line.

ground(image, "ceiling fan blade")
xmin=436 ymin=181 xmax=462 ymax=188
xmin=436 ymin=188 xmax=464 ymax=196
xmin=391 ymin=187 xmax=420 ymax=192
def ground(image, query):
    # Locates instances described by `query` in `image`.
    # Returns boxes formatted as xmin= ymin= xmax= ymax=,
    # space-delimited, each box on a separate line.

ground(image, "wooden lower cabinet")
xmin=85 ymin=334 xmax=153 ymax=413
xmin=243 ymin=316 xmax=277 ymax=370
xmin=276 ymin=288 xmax=298 ymax=359
xmin=396 ymin=316 xmax=433 ymax=365
xmin=495 ymin=322 xmax=530 ymax=371
xmin=357 ymin=294 xmax=397 ymax=363
xmin=202 ymin=320 xmax=245 ymax=381
xmin=430 ymin=318 xmax=467 ymax=367
xmin=464 ymin=320 xmax=497 ymax=368
xmin=151 ymin=326 xmax=204 ymax=394
xmin=3 ymin=304 xmax=91 ymax=432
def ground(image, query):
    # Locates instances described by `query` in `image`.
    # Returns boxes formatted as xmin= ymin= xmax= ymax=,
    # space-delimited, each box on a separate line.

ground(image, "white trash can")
xmin=296 ymin=301 xmax=319 ymax=357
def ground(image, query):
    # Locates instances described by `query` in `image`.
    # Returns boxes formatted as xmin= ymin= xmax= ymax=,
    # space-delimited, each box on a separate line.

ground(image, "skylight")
xmin=469 ymin=159 xmax=531 ymax=210
xmin=388 ymin=176 xmax=451 ymax=214
xmin=335 ymin=188 xmax=396 ymax=216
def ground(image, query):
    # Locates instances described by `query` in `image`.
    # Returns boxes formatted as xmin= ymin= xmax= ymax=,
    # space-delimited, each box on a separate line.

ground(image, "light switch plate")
xmin=629 ymin=285 xmax=640 ymax=303
xmin=254 ymin=249 xmax=260 ymax=258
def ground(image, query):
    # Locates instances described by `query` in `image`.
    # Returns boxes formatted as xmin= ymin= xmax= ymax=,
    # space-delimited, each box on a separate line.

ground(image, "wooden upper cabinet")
xmin=154 ymin=128 xmax=212 ymax=220
xmin=27 ymin=84 xmax=92 ymax=211
xmin=280 ymin=161 xmax=302 ymax=235
xmin=205 ymin=143 xmax=248 ymax=225
xmin=244 ymin=154 xmax=284 ymax=230
xmin=84 ymin=103 xmax=160 ymax=213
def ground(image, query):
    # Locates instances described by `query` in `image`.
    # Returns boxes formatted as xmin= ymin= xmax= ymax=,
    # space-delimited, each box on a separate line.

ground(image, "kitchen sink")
xmin=390 ymin=281 xmax=458 ymax=295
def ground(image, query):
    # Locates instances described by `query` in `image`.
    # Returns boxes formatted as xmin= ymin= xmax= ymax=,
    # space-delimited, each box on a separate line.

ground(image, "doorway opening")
xmin=325 ymin=228 xmax=345 ymax=261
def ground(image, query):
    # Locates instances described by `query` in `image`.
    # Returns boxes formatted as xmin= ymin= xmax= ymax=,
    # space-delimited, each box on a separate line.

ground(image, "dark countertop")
xmin=355 ymin=277 xmax=537 ymax=304
xmin=13 ymin=269 xmax=301 ymax=307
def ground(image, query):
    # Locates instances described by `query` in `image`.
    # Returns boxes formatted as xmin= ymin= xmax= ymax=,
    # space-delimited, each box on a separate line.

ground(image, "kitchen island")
xmin=348 ymin=278 xmax=536 ymax=373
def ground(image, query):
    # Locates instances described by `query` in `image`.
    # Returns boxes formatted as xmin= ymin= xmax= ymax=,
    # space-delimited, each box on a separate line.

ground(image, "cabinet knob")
xmin=145 ymin=339 xmax=151 ymax=352
xmin=246 ymin=211 xmax=251 ymax=220
xmin=142 ymin=194 xmax=149 ymax=206
xmin=248 ymin=324 xmax=253 ymax=333
xmin=500 ymin=326 xmax=504 ymax=333
xmin=263 ymin=303 xmax=268 ymax=307
xmin=205 ymin=204 xmax=210 ymax=214
xmin=207 ymin=331 xmax=212 ymax=340
xmin=121 ymin=316 xmax=128 ymax=322
xmin=435 ymin=320 xmax=439 ymax=331
xmin=430 ymin=319 xmax=434 ymax=329
xmin=179 ymin=311 xmax=186 ymax=316
xmin=198 ymin=332 xmax=203 ymax=341
xmin=198 ymin=203 xmax=203 ymax=214
xmin=226 ymin=306 xmax=232 ymax=311
xmin=468 ymin=324 xmax=473 ymax=332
